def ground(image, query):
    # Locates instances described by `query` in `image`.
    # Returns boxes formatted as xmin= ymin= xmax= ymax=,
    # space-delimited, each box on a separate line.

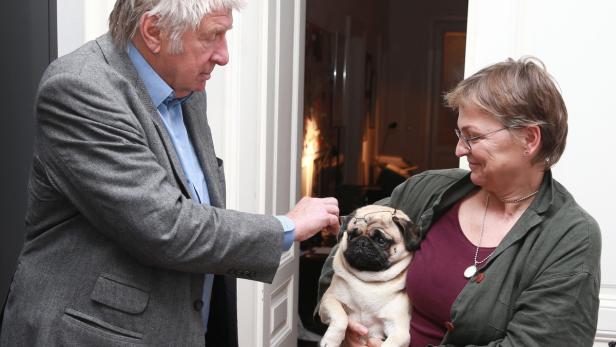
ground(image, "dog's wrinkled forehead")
xmin=349 ymin=205 xmax=401 ymax=229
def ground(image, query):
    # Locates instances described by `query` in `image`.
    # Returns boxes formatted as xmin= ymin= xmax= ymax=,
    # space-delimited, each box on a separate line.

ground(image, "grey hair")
xmin=109 ymin=0 xmax=245 ymax=53
xmin=444 ymin=56 xmax=568 ymax=169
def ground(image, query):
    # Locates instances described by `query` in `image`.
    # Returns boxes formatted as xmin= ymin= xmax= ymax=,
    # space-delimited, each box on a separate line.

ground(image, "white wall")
xmin=57 ymin=0 xmax=115 ymax=57
xmin=466 ymin=0 xmax=616 ymax=344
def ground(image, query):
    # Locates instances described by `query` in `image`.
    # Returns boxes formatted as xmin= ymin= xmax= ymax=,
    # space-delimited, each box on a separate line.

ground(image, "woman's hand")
xmin=344 ymin=320 xmax=383 ymax=347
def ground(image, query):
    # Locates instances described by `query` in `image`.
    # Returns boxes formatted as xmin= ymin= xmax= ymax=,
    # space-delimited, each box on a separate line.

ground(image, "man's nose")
xmin=212 ymin=36 xmax=229 ymax=66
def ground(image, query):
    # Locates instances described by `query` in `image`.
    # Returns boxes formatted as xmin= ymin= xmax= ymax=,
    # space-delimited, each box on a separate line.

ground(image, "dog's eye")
xmin=372 ymin=230 xmax=391 ymax=246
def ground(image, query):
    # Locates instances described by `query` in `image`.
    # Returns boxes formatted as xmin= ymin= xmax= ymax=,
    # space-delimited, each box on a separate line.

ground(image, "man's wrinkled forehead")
xmin=195 ymin=8 xmax=233 ymax=29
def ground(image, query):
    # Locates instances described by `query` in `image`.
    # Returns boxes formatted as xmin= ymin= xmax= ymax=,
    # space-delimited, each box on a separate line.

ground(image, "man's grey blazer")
xmin=0 ymin=33 xmax=284 ymax=346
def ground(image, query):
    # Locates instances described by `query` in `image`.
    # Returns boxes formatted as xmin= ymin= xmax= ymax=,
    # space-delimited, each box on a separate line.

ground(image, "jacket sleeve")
xmin=35 ymin=70 xmax=283 ymax=282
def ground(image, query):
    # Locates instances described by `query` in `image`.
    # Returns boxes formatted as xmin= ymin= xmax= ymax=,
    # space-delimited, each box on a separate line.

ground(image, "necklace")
xmin=500 ymin=190 xmax=539 ymax=204
xmin=463 ymin=194 xmax=496 ymax=279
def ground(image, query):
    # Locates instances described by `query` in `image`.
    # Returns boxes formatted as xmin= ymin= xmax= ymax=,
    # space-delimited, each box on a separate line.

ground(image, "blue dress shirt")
xmin=126 ymin=43 xmax=295 ymax=332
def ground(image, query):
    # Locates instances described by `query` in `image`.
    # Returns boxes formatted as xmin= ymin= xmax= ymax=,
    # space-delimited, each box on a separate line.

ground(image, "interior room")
xmin=4 ymin=1 xmax=613 ymax=345
xmin=298 ymin=0 xmax=468 ymax=344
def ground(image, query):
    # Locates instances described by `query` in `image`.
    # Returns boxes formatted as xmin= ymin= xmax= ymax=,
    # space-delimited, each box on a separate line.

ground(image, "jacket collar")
xmin=94 ymin=33 xmax=224 ymax=207
xmin=429 ymin=169 xmax=555 ymax=219
xmin=428 ymin=169 xmax=555 ymax=265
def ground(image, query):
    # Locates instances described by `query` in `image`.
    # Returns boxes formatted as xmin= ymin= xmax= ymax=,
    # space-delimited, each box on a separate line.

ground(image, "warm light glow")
xmin=301 ymin=116 xmax=320 ymax=196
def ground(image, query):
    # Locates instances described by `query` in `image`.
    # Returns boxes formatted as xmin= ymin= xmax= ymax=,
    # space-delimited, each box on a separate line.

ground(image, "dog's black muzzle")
xmin=343 ymin=236 xmax=390 ymax=272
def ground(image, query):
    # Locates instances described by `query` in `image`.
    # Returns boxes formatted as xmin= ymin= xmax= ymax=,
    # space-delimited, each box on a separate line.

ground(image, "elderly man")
xmin=0 ymin=1 xmax=339 ymax=346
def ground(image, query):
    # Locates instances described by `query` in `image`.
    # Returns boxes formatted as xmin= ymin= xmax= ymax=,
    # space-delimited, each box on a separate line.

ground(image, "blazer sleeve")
xmin=35 ymin=70 xmax=283 ymax=283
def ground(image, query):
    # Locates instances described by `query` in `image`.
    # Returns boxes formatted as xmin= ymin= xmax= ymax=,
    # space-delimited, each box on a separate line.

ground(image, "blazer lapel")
xmin=182 ymin=92 xmax=225 ymax=208
xmin=95 ymin=34 xmax=193 ymax=199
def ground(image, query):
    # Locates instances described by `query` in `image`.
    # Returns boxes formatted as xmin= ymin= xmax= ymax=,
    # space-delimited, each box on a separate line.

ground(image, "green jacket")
xmin=317 ymin=169 xmax=601 ymax=346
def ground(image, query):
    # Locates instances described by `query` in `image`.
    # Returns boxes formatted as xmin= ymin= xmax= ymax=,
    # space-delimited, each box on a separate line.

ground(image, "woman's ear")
xmin=522 ymin=125 xmax=542 ymax=156
xmin=139 ymin=13 xmax=162 ymax=54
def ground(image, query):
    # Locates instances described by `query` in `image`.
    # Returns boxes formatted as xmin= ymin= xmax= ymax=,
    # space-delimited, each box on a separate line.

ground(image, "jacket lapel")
xmin=182 ymin=92 xmax=225 ymax=208
xmin=95 ymin=34 xmax=193 ymax=199
xmin=482 ymin=171 xmax=553 ymax=264
xmin=427 ymin=170 xmax=553 ymax=267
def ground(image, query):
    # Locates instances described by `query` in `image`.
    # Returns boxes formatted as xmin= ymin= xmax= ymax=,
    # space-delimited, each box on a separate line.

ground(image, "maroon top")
xmin=406 ymin=201 xmax=495 ymax=347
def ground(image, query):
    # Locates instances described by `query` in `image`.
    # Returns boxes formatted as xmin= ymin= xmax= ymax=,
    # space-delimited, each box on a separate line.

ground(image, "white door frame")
xmin=207 ymin=1 xmax=306 ymax=346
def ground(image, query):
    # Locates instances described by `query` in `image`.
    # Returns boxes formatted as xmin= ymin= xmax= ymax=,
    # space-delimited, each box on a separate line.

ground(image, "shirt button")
xmin=444 ymin=321 xmax=455 ymax=332
xmin=475 ymin=272 xmax=485 ymax=283
xmin=193 ymin=299 xmax=204 ymax=311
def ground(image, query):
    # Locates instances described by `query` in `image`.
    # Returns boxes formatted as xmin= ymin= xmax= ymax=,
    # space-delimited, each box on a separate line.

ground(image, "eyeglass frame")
xmin=351 ymin=209 xmax=399 ymax=223
xmin=454 ymin=126 xmax=511 ymax=151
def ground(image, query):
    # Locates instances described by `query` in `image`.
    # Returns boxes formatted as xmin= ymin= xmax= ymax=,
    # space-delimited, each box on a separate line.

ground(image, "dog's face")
xmin=341 ymin=205 xmax=420 ymax=272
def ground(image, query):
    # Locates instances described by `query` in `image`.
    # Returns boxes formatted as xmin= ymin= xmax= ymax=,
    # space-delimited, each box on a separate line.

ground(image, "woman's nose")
xmin=455 ymin=139 xmax=470 ymax=158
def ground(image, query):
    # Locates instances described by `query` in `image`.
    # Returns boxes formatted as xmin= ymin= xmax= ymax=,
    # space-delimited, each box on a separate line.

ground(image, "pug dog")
xmin=319 ymin=205 xmax=420 ymax=347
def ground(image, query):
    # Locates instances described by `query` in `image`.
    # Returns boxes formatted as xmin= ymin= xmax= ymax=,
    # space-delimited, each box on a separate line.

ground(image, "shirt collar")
xmin=127 ymin=42 xmax=192 ymax=107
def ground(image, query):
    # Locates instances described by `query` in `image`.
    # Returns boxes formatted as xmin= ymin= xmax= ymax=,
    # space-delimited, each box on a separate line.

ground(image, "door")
xmin=0 ymin=0 xmax=56 ymax=303
xmin=426 ymin=19 xmax=466 ymax=170
xmin=206 ymin=1 xmax=306 ymax=346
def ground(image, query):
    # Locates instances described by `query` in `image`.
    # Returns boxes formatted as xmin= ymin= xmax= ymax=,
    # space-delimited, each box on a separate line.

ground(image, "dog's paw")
xmin=381 ymin=336 xmax=410 ymax=347
xmin=319 ymin=335 xmax=342 ymax=347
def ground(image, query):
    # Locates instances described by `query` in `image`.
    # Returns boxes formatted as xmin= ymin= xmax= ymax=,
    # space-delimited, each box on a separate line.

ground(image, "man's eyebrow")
xmin=206 ymin=23 xmax=233 ymax=32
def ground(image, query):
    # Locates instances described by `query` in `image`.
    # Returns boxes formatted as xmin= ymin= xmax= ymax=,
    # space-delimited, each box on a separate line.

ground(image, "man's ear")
xmin=139 ymin=13 xmax=162 ymax=54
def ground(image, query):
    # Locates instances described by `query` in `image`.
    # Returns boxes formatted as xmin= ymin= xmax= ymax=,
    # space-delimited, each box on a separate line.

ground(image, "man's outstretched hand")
xmin=286 ymin=197 xmax=340 ymax=242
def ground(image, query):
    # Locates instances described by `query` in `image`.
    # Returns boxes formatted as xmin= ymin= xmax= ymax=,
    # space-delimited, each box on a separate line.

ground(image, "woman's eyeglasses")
xmin=454 ymin=127 xmax=509 ymax=150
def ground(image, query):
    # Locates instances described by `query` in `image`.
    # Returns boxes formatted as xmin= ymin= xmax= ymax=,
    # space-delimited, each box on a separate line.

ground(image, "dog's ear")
xmin=337 ymin=211 xmax=356 ymax=242
xmin=393 ymin=215 xmax=422 ymax=252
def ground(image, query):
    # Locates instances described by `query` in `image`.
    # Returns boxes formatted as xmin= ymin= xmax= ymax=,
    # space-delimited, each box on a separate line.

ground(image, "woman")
xmin=316 ymin=57 xmax=601 ymax=346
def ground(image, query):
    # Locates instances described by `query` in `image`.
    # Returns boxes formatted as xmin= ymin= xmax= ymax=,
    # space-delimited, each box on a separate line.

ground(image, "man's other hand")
xmin=286 ymin=197 xmax=339 ymax=242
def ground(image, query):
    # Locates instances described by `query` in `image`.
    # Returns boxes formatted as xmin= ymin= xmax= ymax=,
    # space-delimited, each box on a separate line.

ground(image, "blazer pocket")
xmin=91 ymin=273 xmax=149 ymax=314
xmin=63 ymin=308 xmax=144 ymax=342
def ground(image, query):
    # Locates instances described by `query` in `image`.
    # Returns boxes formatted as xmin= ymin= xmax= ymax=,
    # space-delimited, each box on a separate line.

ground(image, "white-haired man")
xmin=0 ymin=1 xmax=339 ymax=346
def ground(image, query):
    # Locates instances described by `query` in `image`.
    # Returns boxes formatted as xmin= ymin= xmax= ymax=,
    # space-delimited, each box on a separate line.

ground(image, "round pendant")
xmin=464 ymin=265 xmax=477 ymax=279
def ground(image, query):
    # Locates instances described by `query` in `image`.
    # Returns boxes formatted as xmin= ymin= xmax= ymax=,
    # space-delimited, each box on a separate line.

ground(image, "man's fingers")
xmin=325 ymin=203 xmax=339 ymax=216
xmin=286 ymin=196 xmax=339 ymax=240
xmin=327 ymin=215 xmax=340 ymax=234
xmin=320 ymin=197 xmax=338 ymax=206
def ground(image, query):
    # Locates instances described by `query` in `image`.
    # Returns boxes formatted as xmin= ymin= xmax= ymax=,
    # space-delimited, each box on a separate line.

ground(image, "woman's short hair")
xmin=109 ymin=0 xmax=245 ymax=54
xmin=444 ymin=57 xmax=568 ymax=169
